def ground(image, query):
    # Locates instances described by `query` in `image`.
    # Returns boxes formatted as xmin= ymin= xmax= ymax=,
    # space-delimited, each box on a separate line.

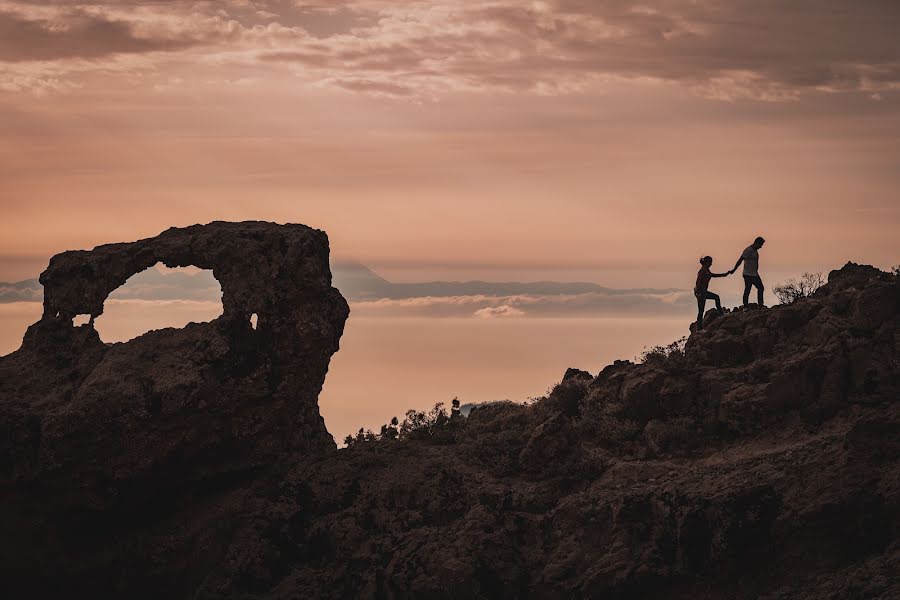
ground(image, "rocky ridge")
xmin=0 ymin=226 xmax=897 ymax=599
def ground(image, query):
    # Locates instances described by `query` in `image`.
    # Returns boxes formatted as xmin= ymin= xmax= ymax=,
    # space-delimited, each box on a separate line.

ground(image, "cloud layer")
xmin=0 ymin=262 xmax=692 ymax=318
xmin=3 ymin=0 xmax=898 ymax=99
xmin=352 ymin=291 xmax=692 ymax=318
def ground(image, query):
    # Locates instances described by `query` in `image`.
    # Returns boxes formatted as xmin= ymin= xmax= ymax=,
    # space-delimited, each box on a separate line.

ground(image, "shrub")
xmin=548 ymin=377 xmax=589 ymax=416
xmin=344 ymin=397 xmax=470 ymax=448
xmin=773 ymin=272 xmax=825 ymax=304
xmin=380 ymin=416 xmax=399 ymax=440
xmin=344 ymin=427 xmax=380 ymax=447
xmin=640 ymin=337 xmax=688 ymax=372
xmin=344 ymin=416 xmax=400 ymax=447
xmin=891 ymin=265 xmax=900 ymax=277
xmin=399 ymin=401 xmax=452 ymax=440
xmin=456 ymin=401 xmax=532 ymax=474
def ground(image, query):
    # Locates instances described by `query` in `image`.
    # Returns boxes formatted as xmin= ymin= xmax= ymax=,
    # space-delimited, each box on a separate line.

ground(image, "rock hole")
xmin=94 ymin=264 xmax=223 ymax=343
xmin=250 ymin=313 xmax=258 ymax=330
xmin=73 ymin=314 xmax=91 ymax=327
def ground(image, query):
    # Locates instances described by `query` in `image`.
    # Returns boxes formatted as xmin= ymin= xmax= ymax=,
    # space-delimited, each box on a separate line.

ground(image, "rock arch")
xmin=39 ymin=221 xmax=340 ymax=327
xmin=1 ymin=222 xmax=349 ymax=517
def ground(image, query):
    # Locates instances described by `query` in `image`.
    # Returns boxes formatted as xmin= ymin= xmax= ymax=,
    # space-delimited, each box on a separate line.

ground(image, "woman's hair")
xmin=699 ymin=256 xmax=712 ymax=265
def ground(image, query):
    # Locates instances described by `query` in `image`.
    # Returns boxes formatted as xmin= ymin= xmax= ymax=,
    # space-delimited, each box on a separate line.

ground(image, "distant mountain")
xmin=0 ymin=279 xmax=41 ymax=303
xmin=331 ymin=262 xmax=681 ymax=301
xmin=0 ymin=262 xmax=683 ymax=304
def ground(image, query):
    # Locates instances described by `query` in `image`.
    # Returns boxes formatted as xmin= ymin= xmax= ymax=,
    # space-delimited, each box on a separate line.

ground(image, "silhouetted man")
xmin=733 ymin=237 xmax=766 ymax=307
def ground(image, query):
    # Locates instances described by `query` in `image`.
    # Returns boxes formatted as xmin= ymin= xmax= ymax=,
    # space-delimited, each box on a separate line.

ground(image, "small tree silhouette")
xmin=640 ymin=337 xmax=688 ymax=372
xmin=344 ymin=398 xmax=464 ymax=447
xmin=380 ymin=416 xmax=399 ymax=440
xmin=773 ymin=272 xmax=825 ymax=305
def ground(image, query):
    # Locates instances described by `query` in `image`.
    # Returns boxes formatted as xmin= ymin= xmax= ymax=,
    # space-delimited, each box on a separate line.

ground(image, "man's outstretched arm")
xmin=733 ymin=255 xmax=744 ymax=273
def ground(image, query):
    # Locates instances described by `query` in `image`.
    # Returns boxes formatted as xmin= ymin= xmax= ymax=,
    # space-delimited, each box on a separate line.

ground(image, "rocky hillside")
xmin=1 ymin=229 xmax=897 ymax=599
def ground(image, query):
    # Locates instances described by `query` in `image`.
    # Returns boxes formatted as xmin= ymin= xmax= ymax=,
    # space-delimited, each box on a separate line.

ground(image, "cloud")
xmin=0 ymin=6 xmax=202 ymax=62
xmin=1 ymin=0 xmax=898 ymax=100
xmin=473 ymin=305 xmax=525 ymax=319
xmin=0 ymin=280 xmax=41 ymax=303
xmin=349 ymin=291 xmax=694 ymax=318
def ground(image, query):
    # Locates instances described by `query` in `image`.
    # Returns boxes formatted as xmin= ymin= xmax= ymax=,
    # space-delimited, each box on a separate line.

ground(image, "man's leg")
xmin=743 ymin=276 xmax=752 ymax=306
xmin=755 ymin=277 xmax=765 ymax=306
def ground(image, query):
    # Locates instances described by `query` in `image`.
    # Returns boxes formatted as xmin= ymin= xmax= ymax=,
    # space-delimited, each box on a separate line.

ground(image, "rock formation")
xmin=0 ymin=222 xmax=349 ymax=594
xmin=1 ymin=241 xmax=897 ymax=599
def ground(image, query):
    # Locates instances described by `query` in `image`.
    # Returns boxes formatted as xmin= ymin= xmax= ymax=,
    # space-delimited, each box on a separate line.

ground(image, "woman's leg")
xmin=707 ymin=291 xmax=721 ymax=312
xmin=696 ymin=294 xmax=706 ymax=327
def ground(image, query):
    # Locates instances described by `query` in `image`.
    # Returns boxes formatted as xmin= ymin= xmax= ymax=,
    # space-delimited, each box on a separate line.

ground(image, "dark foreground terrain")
xmin=1 ymin=222 xmax=897 ymax=599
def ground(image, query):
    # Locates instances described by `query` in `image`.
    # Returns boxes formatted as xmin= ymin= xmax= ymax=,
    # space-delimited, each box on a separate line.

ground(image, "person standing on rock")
xmin=694 ymin=256 xmax=733 ymax=330
xmin=733 ymin=236 xmax=766 ymax=307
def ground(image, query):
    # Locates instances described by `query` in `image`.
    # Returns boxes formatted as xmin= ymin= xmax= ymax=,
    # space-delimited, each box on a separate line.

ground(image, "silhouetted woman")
xmin=694 ymin=256 xmax=732 ymax=330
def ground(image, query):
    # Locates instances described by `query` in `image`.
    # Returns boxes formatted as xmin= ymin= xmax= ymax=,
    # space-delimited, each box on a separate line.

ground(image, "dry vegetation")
xmin=639 ymin=336 xmax=688 ymax=372
xmin=773 ymin=272 xmax=825 ymax=304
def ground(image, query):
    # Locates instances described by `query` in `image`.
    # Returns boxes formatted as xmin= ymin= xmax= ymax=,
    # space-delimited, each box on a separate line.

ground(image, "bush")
xmin=548 ymin=378 xmax=589 ymax=416
xmin=891 ymin=265 xmax=900 ymax=277
xmin=345 ymin=399 xmax=464 ymax=447
xmin=640 ymin=337 xmax=688 ymax=372
xmin=773 ymin=272 xmax=825 ymax=304
xmin=457 ymin=401 xmax=532 ymax=474
xmin=343 ymin=427 xmax=380 ymax=447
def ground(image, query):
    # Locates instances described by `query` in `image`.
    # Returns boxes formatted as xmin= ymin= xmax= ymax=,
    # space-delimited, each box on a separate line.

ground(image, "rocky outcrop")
xmin=1 ymin=255 xmax=897 ymax=599
xmin=210 ymin=262 xmax=897 ymax=600
xmin=0 ymin=222 xmax=349 ymax=592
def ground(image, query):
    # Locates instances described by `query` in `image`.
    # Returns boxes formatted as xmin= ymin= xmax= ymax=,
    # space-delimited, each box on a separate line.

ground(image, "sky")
xmin=1 ymin=0 xmax=899 ymax=438
xmin=0 ymin=0 xmax=898 ymax=287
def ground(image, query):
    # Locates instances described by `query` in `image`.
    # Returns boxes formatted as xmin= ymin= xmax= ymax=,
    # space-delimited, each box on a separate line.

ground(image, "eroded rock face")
xmin=0 ymin=222 xmax=348 ymax=587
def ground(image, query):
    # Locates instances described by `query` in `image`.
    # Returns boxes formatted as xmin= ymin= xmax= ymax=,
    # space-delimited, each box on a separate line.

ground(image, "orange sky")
xmin=1 ymin=0 xmax=899 ymax=286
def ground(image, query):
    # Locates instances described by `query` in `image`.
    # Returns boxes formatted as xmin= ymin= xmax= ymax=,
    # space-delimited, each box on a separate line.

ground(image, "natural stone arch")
xmin=1 ymin=222 xmax=349 ymax=529
xmin=39 ymin=221 xmax=339 ymax=328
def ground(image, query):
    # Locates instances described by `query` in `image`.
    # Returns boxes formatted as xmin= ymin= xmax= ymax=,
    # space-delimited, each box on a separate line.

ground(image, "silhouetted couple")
xmin=694 ymin=237 xmax=766 ymax=329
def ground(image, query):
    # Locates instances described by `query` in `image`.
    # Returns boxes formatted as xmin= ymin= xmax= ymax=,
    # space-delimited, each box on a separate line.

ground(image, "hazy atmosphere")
xmin=2 ymin=0 xmax=899 ymax=439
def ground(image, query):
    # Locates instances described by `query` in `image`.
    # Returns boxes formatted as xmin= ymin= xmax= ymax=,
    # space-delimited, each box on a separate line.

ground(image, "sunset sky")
xmin=2 ymin=0 xmax=898 ymax=285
